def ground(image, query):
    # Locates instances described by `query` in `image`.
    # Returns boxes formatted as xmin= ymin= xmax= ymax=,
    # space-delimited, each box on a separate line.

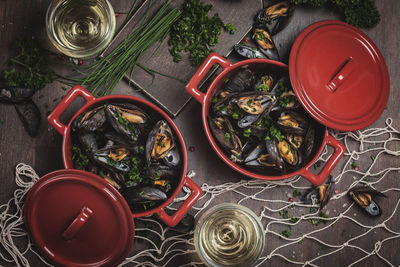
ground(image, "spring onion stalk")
xmin=60 ymin=0 xmax=181 ymax=96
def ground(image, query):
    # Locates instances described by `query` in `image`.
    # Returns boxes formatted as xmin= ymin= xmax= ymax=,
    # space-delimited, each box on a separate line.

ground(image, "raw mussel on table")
xmin=70 ymin=102 xmax=182 ymax=212
xmin=208 ymin=67 xmax=319 ymax=176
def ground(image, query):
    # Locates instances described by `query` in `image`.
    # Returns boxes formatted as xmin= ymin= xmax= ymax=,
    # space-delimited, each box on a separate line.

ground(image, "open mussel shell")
xmin=145 ymin=120 xmax=175 ymax=163
xmin=265 ymin=138 xmax=286 ymax=172
xmin=73 ymin=106 xmax=106 ymax=132
xmin=208 ymin=116 xmax=243 ymax=157
xmin=271 ymin=109 xmax=309 ymax=136
xmin=14 ymin=100 xmax=41 ymax=137
xmin=234 ymin=44 xmax=267 ymax=59
xmin=277 ymin=139 xmax=301 ymax=168
xmin=348 ymin=187 xmax=386 ymax=217
xmin=93 ymin=146 xmax=131 ymax=173
xmin=0 ymin=87 xmax=35 ymax=104
xmin=105 ymin=103 xmax=148 ymax=142
xmin=252 ymin=24 xmax=280 ymax=61
xmin=303 ymin=176 xmax=335 ymax=209
xmin=256 ymin=1 xmax=294 ymax=35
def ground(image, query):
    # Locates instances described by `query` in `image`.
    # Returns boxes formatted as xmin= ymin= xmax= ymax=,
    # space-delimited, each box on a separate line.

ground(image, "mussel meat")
xmin=237 ymin=93 xmax=275 ymax=115
xmin=348 ymin=187 xmax=386 ymax=217
xmin=252 ymin=25 xmax=280 ymax=61
xmin=105 ymin=104 xmax=148 ymax=142
xmin=277 ymin=139 xmax=300 ymax=167
xmin=273 ymin=110 xmax=308 ymax=136
xmin=146 ymin=120 xmax=175 ymax=163
xmin=93 ymin=146 xmax=131 ymax=172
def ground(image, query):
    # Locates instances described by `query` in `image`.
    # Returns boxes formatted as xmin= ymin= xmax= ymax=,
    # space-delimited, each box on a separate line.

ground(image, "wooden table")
xmin=1 ymin=1 xmax=399 ymax=266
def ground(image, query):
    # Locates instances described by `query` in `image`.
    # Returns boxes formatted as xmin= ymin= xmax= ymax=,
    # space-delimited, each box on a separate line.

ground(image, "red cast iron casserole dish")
xmin=48 ymin=85 xmax=202 ymax=226
xmin=186 ymin=53 xmax=345 ymax=186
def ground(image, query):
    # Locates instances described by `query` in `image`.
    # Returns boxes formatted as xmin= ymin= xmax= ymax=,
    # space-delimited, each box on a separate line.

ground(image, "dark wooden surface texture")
xmin=0 ymin=0 xmax=399 ymax=266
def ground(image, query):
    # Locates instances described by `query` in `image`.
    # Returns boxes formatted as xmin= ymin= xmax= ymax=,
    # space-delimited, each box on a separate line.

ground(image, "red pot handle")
xmin=48 ymin=85 xmax=96 ymax=136
xmin=299 ymin=134 xmax=345 ymax=186
xmin=185 ymin=52 xmax=232 ymax=104
xmin=157 ymin=176 xmax=202 ymax=227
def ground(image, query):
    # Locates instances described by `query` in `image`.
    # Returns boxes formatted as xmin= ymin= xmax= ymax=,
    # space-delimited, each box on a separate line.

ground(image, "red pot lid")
xmin=289 ymin=20 xmax=389 ymax=131
xmin=24 ymin=169 xmax=134 ymax=267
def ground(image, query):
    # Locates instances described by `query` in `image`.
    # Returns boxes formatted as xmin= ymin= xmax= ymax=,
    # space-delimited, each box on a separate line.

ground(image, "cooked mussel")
xmin=73 ymin=106 xmax=106 ymax=132
xmin=234 ymin=44 xmax=267 ymax=59
xmin=226 ymin=68 xmax=256 ymax=92
xmin=256 ymin=1 xmax=293 ymax=35
xmin=348 ymin=187 xmax=386 ymax=217
xmin=121 ymin=186 xmax=168 ymax=205
xmin=252 ymin=25 xmax=279 ymax=61
xmin=237 ymin=93 xmax=275 ymax=115
xmin=105 ymin=104 xmax=148 ymax=142
xmin=272 ymin=110 xmax=309 ymax=136
xmin=209 ymin=116 xmax=242 ymax=157
xmin=147 ymin=162 xmax=178 ymax=180
xmin=304 ymin=176 xmax=335 ymax=210
xmin=277 ymin=139 xmax=301 ymax=167
xmin=93 ymin=146 xmax=131 ymax=172
xmin=301 ymin=124 xmax=315 ymax=161
xmin=146 ymin=120 xmax=175 ymax=163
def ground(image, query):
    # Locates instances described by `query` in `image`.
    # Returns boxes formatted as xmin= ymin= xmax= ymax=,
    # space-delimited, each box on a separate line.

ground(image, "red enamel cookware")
xmin=186 ymin=54 xmax=344 ymax=186
xmin=23 ymin=85 xmax=202 ymax=266
xmin=186 ymin=20 xmax=389 ymax=186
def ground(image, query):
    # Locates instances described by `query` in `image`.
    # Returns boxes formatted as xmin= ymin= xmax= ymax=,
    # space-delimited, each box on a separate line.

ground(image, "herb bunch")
xmin=168 ymin=0 xmax=235 ymax=66
xmin=2 ymin=38 xmax=56 ymax=90
xmin=290 ymin=0 xmax=380 ymax=28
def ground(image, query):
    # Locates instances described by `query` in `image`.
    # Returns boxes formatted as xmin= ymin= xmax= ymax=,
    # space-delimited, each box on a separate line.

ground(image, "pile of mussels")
xmin=71 ymin=102 xmax=182 ymax=212
xmin=234 ymin=1 xmax=294 ymax=61
xmin=208 ymin=68 xmax=316 ymax=175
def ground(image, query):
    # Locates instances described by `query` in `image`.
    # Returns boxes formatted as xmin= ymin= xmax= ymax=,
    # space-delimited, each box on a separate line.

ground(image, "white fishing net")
xmin=1 ymin=118 xmax=399 ymax=267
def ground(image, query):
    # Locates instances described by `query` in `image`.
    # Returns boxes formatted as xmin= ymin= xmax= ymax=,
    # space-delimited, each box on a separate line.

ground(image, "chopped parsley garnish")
xmin=232 ymin=112 xmax=239 ymax=119
xmin=257 ymin=83 xmax=269 ymax=91
xmin=270 ymin=125 xmax=285 ymax=142
xmin=71 ymin=145 xmax=89 ymax=169
xmin=126 ymin=156 xmax=146 ymax=185
xmin=243 ymin=128 xmax=252 ymax=138
xmin=225 ymin=132 xmax=231 ymax=141
xmin=281 ymin=230 xmax=291 ymax=238
xmin=279 ymin=97 xmax=290 ymax=107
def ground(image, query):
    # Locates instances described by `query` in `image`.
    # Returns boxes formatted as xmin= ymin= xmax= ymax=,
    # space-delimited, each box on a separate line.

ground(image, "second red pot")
xmin=186 ymin=53 xmax=345 ymax=186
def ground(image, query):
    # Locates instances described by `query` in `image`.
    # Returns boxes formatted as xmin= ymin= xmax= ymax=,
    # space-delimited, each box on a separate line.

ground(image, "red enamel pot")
xmin=186 ymin=53 xmax=345 ymax=186
xmin=48 ymin=85 xmax=202 ymax=226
